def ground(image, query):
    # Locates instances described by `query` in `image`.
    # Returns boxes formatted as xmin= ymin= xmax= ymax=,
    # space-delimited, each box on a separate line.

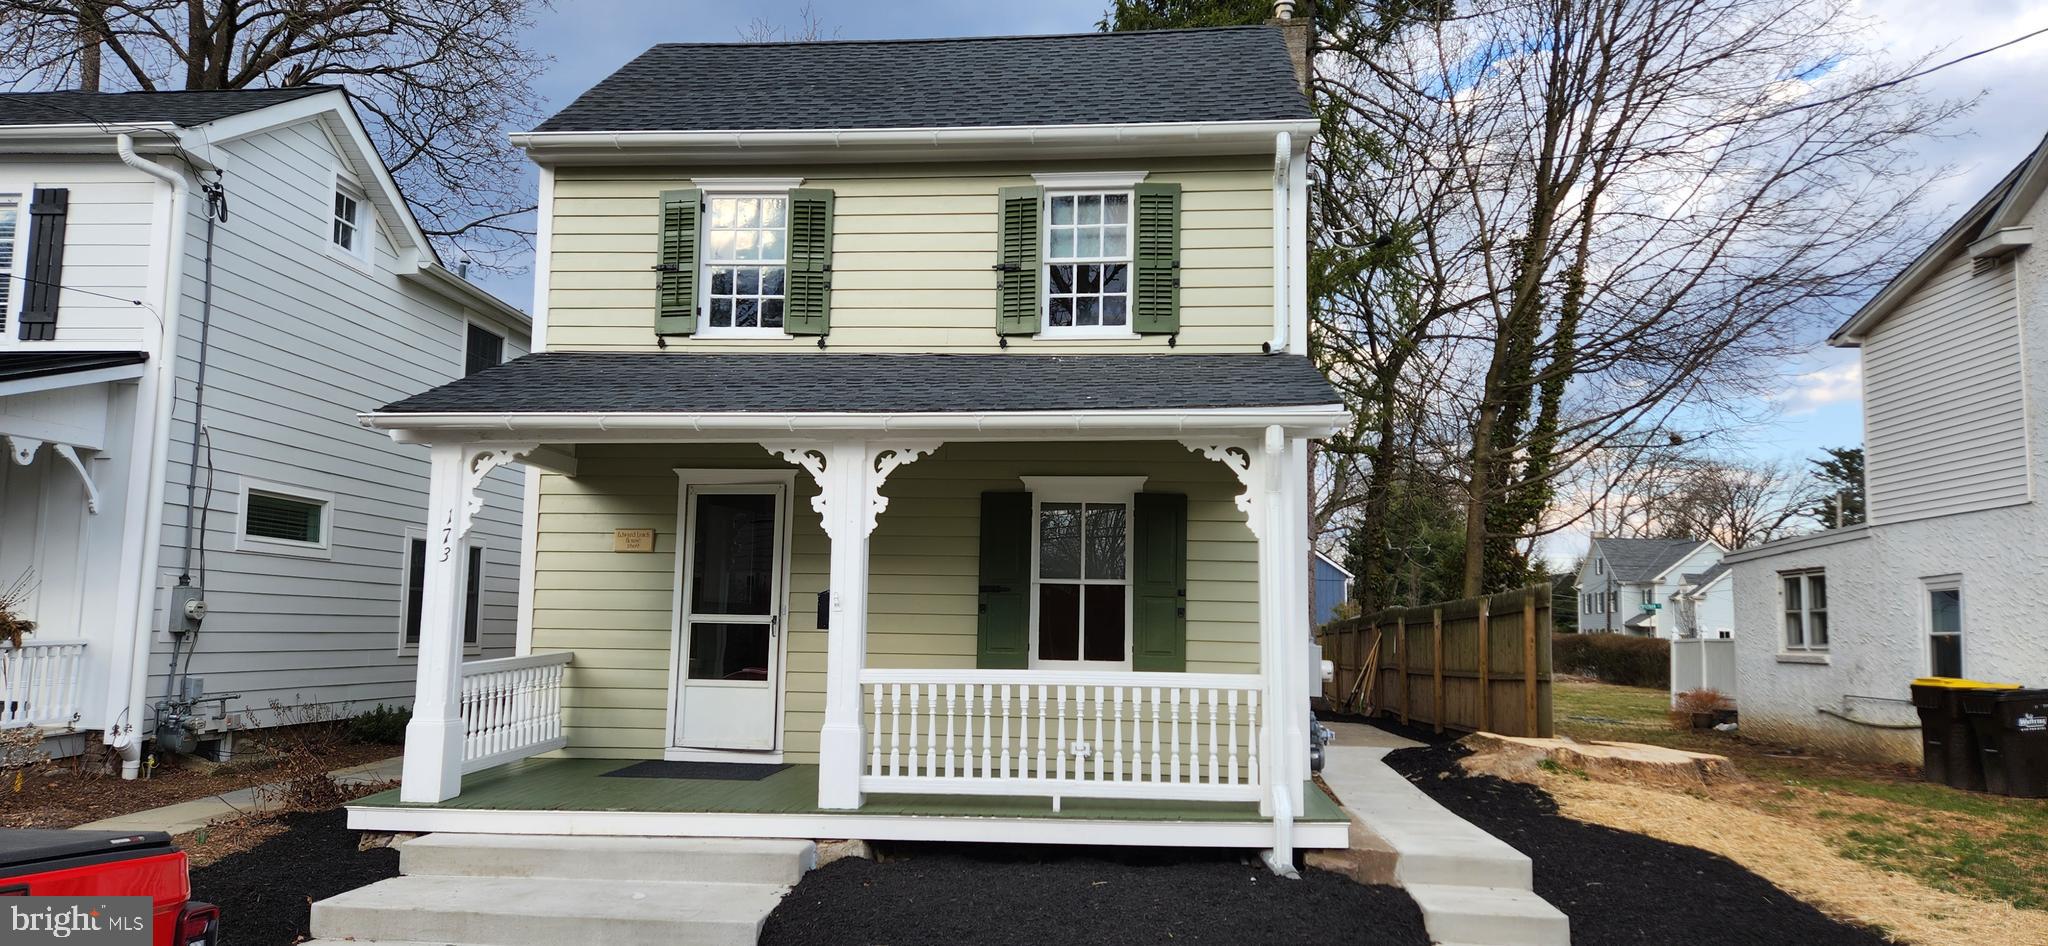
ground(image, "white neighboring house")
xmin=1672 ymin=562 xmax=1734 ymax=640
xmin=0 ymin=88 xmax=528 ymax=775
xmin=1574 ymin=536 xmax=1724 ymax=639
xmin=1724 ymin=134 xmax=2048 ymax=764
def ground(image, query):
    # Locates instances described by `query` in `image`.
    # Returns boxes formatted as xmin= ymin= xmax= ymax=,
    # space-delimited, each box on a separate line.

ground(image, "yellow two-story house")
xmin=350 ymin=21 xmax=1348 ymax=866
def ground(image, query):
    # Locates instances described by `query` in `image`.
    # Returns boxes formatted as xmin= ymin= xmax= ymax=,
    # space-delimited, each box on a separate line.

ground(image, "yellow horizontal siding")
xmin=546 ymin=157 xmax=1273 ymax=353
xmin=529 ymin=441 xmax=1261 ymax=763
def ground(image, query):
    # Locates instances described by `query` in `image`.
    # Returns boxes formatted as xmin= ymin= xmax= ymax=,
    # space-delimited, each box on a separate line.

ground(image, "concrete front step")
xmin=399 ymin=833 xmax=817 ymax=886
xmin=1404 ymin=884 xmax=1572 ymax=946
xmin=311 ymin=874 xmax=789 ymax=946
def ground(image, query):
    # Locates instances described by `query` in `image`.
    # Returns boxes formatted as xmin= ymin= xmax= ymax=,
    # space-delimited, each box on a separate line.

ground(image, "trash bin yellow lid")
xmin=1914 ymin=677 xmax=2022 ymax=690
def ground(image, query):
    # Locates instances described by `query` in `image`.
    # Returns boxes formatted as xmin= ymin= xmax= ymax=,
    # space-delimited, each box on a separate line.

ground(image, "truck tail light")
xmin=178 ymin=902 xmax=220 ymax=946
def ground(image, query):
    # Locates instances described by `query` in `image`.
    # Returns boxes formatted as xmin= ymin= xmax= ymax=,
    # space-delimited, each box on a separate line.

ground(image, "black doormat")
xmin=601 ymin=760 xmax=791 ymax=781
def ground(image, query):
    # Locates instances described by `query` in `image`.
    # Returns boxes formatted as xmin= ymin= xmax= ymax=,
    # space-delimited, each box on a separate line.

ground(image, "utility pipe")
xmin=1266 ymin=132 xmax=1291 ymax=354
xmin=111 ymin=133 xmax=189 ymax=778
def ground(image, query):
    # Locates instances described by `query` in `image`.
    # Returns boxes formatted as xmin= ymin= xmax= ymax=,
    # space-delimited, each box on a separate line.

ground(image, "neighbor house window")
xmin=702 ymin=194 xmax=786 ymax=334
xmin=1926 ymin=577 xmax=1961 ymax=678
xmin=237 ymin=482 xmax=332 ymax=556
xmin=0 ymin=193 xmax=18 ymax=334
xmin=332 ymin=187 xmax=363 ymax=253
xmin=1027 ymin=477 xmax=1141 ymax=668
xmin=1641 ymin=588 xmax=1654 ymax=610
xmin=1606 ymin=590 xmax=1618 ymax=612
xmin=1782 ymin=570 xmax=1828 ymax=651
xmin=403 ymin=537 xmax=483 ymax=648
xmin=1044 ymin=191 xmax=1132 ymax=334
xmin=465 ymin=322 xmax=504 ymax=376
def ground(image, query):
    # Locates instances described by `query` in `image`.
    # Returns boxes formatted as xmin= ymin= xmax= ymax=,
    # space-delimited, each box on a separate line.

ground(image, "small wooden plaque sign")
xmin=613 ymin=528 xmax=657 ymax=553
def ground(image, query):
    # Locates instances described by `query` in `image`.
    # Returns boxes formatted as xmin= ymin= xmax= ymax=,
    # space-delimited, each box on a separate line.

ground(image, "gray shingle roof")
xmin=0 ymin=87 xmax=334 ymax=128
xmin=1595 ymin=537 xmax=1711 ymax=583
xmin=534 ymin=27 xmax=1311 ymax=133
xmin=378 ymin=353 xmax=1340 ymax=414
xmin=1681 ymin=561 xmax=1731 ymax=589
xmin=0 ymin=350 xmax=148 ymax=383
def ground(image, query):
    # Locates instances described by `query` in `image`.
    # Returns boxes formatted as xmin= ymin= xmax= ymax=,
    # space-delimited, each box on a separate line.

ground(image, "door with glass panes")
xmin=672 ymin=482 xmax=786 ymax=751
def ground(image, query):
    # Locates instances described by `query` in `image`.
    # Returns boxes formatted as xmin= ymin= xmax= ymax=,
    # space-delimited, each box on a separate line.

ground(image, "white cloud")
xmin=1777 ymin=361 xmax=1864 ymax=415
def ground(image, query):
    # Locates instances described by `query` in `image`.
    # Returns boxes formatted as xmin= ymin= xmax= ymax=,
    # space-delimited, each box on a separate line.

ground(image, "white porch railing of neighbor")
xmin=0 ymin=640 xmax=87 ymax=729
xmin=460 ymin=652 xmax=571 ymax=773
xmin=859 ymin=669 xmax=1266 ymax=805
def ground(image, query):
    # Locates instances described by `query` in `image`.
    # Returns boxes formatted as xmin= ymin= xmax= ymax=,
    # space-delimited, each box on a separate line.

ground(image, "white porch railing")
xmin=859 ymin=669 xmax=1266 ymax=805
xmin=0 ymin=640 xmax=87 ymax=729
xmin=460 ymin=652 xmax=571 ymax=773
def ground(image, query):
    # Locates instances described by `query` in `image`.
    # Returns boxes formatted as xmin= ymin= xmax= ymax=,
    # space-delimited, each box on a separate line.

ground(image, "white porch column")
xmin=401 ymin=442 xmax=534 ymax=804
xmin=764 ymin=439 xmax=939 ymax=810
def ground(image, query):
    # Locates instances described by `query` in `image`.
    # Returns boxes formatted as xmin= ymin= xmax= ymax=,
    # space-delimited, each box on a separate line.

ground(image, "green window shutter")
xmin=1132 ymin=492 xmax=1188 ymax=672
xmin=785 ymin=188 xmax=835 ymax=336
xmin=995 ymin=185 xmax=1043 ymax=336
xmin=655 ymin=188 xmax=701 ymax=336
xmin=976 ymin=490 xmax=1032 ymax=669
xmin=1132 ymin=182 xmax=1181 ymax=336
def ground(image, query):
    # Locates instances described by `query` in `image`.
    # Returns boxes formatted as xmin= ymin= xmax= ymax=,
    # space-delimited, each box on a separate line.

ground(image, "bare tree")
xmin=1319 ymin=0 xmax=1964 ymax=595
xmin=0 ymin=0 xmax=551 ymax=269
xmin=1581 ymin=452 xmax=1819 ymax=549
xmin=737 ymin=2 xmax=839 ymax=43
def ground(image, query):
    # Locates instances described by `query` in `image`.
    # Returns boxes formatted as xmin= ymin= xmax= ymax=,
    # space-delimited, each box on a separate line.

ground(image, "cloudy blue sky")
xmin=472 ymin=0 xmax=2048 ymax=558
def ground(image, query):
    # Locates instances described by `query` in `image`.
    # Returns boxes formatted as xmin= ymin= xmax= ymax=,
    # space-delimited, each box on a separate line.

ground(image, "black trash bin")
xmin=1912 ymin=678 xmax=2016 ymax=791
xmin=1963 ymin=689 xmax=2048 ymax=798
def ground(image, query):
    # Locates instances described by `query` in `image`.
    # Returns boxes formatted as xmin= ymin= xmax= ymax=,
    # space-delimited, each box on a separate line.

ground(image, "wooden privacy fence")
xmin=1317 ymin=585 xmax=1554 ymax=738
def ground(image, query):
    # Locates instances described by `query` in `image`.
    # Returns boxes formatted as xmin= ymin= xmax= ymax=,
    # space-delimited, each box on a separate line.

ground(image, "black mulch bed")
xmin=761 ymin=844 xmax=1431 ymax=946
xmin=1384 ymin=743 xmax=1895 ymax=946
xmin=188 ymin=808 xmax=400 ymax=946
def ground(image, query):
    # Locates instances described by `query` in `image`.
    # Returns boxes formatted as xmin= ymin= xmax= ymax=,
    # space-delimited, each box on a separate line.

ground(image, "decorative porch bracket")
xmin=5 ymin=436 xmax=103 ymax=514
xmin=762 ymin=439 xmax=941 ymax=809
xmin=402 ymin=441 xmax=540 ymax=804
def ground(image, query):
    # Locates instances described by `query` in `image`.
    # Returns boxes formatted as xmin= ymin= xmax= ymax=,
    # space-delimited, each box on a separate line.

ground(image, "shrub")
xmin=346 ymin=704 xmax=411 ymax=745
xmin=1669 ymin=688 xmax=1734 ymax=731
xmin=1552 ymin=633 xmax=1670 ymax=688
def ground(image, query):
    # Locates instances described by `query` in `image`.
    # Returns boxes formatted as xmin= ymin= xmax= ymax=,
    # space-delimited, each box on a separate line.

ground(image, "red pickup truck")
xmin=0 ymin=829 xmax=220 ymax=946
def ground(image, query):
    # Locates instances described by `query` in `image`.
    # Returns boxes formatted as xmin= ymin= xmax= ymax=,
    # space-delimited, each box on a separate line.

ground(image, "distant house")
xmin=1724 ymin=134 xmax=2048 ymax=763
xmin=1313 ymin=550 xmax=1354 ymax=625
xmin=1672 ymin=562 xmax=1733 ymax=639
xmin=1574 ymin=537 xmax=1724 ymax=639
xmin=0 ymin=88 xmax=528 ymax=774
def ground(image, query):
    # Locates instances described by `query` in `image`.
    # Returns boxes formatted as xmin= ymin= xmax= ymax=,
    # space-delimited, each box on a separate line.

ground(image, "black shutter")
xmin=976 ymin=491 xmax=1032 ymax=668
xmin=1132 ymin=492 xmax=1188 ymax=672
xmin=18 ymin=188 xmax=69 ymax=341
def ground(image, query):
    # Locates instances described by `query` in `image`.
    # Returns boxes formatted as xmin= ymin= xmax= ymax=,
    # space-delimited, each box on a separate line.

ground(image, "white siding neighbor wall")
xmin=0 ymin=159 xmax=162 ymax=350
xmin=1860 ymin=252 xmax=2028 ymax=523
xmin=144 ymin=119 xmax=526 ymax=731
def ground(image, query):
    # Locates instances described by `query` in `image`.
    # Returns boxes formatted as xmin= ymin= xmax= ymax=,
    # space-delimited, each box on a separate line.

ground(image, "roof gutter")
xmin=407 ymin=260 xmax=532 ymax=331
xmin=511 ymin=119 xmax=1321 ymax=158
xmin=358 ymin=404 xmax=1351 ymax=440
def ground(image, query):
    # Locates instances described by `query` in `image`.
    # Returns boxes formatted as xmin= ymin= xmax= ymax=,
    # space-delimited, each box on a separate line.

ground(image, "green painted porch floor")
xmin=352 ymin=759 xmax=1346 ymax=823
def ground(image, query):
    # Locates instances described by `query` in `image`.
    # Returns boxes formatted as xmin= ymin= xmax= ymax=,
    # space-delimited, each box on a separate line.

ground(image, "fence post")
xmin=1431 ymin=608 xmax=1445 ymax=734
xmin=1476 ymin=596 xmax=1491 ymax=734
xmin=1397 ymin=613 xmax=1410 ymax=726
xmin=1522 ymin=590 xmax=1539 ymax=735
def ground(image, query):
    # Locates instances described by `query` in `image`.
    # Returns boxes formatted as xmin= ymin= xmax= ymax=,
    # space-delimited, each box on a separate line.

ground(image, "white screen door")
xmin=673 ymin=483 xmax=785 ymax=750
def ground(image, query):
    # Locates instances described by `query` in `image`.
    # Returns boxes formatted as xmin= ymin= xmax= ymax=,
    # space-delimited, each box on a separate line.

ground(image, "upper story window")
xmin=0 ymin=193 xmax=18 ymax=334
xmin=465 ymin=322 xmax=504 ymax=376
xmin=702 ymin=194 xmax=787 ymax=336
xmin=1782 ymin=570 xmax=1828 ymax=652
xmin=1044 ymin=191 xmax=1131 ymax=336
xmin=331 ymin=177 xmax=372 ymax=266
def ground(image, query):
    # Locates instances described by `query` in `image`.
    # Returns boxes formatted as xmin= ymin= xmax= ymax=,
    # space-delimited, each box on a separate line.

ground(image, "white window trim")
xmin=0 ymin=188 xmax=23 ymax=349
xmin=326 ymin=171 xmax=373 ymax=272
xmin=396 ymin=526 xmax=486 ymax=657
xmin=696 ymin=188 xmax=799 ymax=340
xmin=234 ymin=478 xmax=334 ymax=559
xmin=1031 ymin=170 xmax=1150 ymax=189
xmin=1922 ymin=574 xmax=1963 ymax=678
xmin=1038 ymin=187 xmax=1140 ymax=340
xmin=1780 ymin=569 xmax=1828 ymax=653
xmin=1021 ymin=475 xmax=1147 ymax=672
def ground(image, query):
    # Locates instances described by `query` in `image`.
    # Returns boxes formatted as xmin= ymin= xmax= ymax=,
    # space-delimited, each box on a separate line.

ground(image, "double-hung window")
xmin=1044 ymin=191 xmax=1132 ymax=335
xmin=1782 ymin=570 xmax=1828 ymax=652
xmin=1926 ymin=577 xmax=1962 ymax=677
xmin=331 ymin=177 xmax=372 ymax=266
xmin=0 ymin=193 xmax=18 ymax=335
xmin=402 ymin=537 xmax=483 ymax=649
xmin=702 ymin=194 xmax=787 ymax=335
xmin=1026 ymin=477 xmax=1142 ymax=669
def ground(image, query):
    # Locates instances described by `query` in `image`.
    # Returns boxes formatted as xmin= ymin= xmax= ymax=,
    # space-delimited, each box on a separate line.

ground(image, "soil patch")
xmin=188 ymin=807 xmax=399 ymax=946
xmin=2 ymin=744 xmax=395 ymax=829
xmin=761 ymin=843 xmax=1430 ymax=946
xmin=1385 ymin=743 xmax=1895 ymax=946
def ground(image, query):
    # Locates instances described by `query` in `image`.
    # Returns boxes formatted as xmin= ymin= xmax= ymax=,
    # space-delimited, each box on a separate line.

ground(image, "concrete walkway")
xmin=76 ymin=756 xmax=402 ymax=835
xmin=1319 ymin=723 xmax=1569 ymax=946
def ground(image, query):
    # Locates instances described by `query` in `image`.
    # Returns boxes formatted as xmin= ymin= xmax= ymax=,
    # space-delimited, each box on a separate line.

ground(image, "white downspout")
xmin=1266 ymin=132 xmax=1292 ymax=354
xmin=110 ymin=134 xmax=187 ymax=777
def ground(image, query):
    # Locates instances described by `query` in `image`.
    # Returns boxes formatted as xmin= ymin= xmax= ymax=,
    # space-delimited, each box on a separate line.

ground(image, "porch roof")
xmin=363 ymin=352 xmax=1349 ymax=440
